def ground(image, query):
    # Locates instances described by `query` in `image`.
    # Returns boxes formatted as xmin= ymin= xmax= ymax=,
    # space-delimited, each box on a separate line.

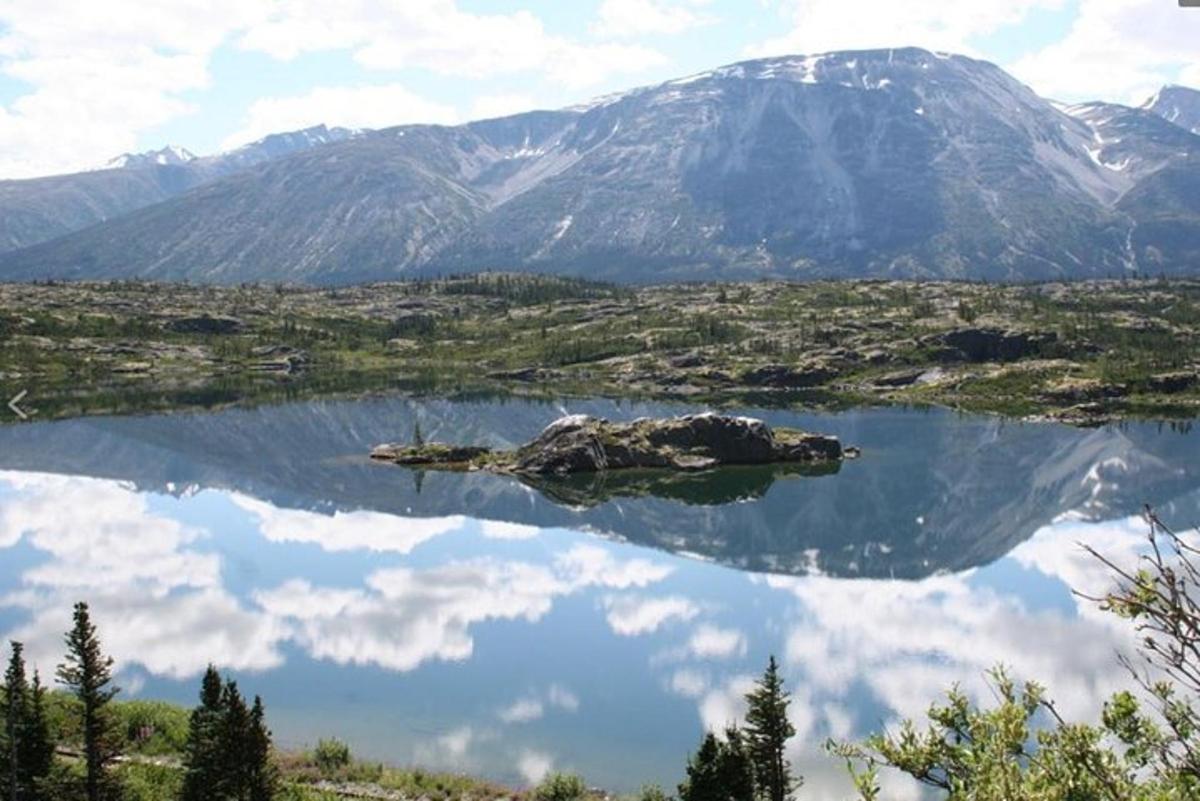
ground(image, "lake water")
xmin=1 ymin=395 xmax=1198 ymax=798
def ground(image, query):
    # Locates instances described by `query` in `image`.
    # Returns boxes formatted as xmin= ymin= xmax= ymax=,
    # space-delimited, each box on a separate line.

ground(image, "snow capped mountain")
xmin=1 ymin=125 xmax=369 ymax=255
xmin=105 ymin=145 xmax=197 ymax=170
xmin=1143 ymin=85 xmax=1200 ymax=135
xmin=3 ymin=50 xmax=1200 ymax=284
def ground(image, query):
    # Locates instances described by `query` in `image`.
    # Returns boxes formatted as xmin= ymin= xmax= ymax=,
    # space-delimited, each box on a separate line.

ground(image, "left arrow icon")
xmin=8 ymin=390 xmax=30 ymax=420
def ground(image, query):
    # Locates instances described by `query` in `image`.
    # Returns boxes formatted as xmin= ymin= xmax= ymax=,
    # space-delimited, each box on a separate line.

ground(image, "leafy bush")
xmin=534 ymin=772 xmax=589 ymax=801
xmin=113 ymin=699 xmax=190 ymax=755
xmin=313 ymin=737 xmax=352 ymax=776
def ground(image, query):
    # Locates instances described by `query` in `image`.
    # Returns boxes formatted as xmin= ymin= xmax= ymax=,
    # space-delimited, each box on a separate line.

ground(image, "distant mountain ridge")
xmin=0 ymin=124 xmax=359 ymax=254
xmin=1 ymin=49 xmax=1199 ymax=284
xmin=1144 ymin=85 xmax=1200 ymax=135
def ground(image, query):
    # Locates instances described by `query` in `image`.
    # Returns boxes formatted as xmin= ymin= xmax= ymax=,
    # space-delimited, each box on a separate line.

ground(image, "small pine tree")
xmin=21 ymin=671 xmax=55 ymax=799
xmin=679 ymin=733 xmax=724 ymax=801
xmin=412 ymin=420 xmax=426 ymax=447
xmin=56 ymin=603 xmax=119 ymax=801
xmin=719 ymin=726 xmax=756 ymax=801
xmin=4 ymin=641 xmax=29 ymax=801
xmin=744 ymin=656 xmax=798 ymax=801
xmin=246 ymin=696 xmax=277 ymax=801
xmin=220 ymin=681 xmax=251 ymax=798
xmin=181 ymin=666 xmax=226 ymax=801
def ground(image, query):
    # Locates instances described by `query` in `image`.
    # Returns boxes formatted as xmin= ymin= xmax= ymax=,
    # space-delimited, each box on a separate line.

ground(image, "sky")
xmin=0 ymin=0 xmax=1197 ymax=180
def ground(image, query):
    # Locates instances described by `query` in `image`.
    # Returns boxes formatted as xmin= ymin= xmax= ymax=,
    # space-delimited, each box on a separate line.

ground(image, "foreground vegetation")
xmin=2 ymin=274 xmax=1199 ymax=424
xmin=5 ymin=512 xmax=1200 ymax=800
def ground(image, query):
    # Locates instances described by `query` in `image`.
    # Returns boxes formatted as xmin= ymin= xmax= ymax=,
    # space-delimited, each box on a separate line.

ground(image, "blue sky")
xmin=0 ymin=0 xmax=1197 ymax=179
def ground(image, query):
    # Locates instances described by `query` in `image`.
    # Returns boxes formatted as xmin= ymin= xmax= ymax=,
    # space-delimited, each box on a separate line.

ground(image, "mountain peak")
xmin=105 ymin=145 xmax=196 ymax=170
xmin=1142 ymin=84 xmax=1200 ymax=134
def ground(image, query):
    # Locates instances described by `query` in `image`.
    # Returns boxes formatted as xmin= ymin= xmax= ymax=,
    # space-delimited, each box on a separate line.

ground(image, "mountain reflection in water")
xmin=0 ymin=395 xmax=1198 ymax=797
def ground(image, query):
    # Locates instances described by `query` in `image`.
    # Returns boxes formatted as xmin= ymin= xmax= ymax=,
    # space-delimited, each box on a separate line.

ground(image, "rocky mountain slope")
xmin=0 ymin=125 xmax=357 ymax=254
xmin=2 ymin=49 xmax=1199 ymax=284
xmin=1144 ymin=85 xmax=1200 ymax=135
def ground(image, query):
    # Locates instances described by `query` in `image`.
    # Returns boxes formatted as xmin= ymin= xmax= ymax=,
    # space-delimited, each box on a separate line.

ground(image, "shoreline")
xmin=2 ymin=275 xmax=1198 ymax=426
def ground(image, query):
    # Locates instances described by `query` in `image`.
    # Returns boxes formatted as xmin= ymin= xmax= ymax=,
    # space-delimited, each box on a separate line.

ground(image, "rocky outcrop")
xmin=740 ymin=364 xmax=836 ymax=389
xmin=165 ymin=315 xmax=244 ymax=335
xmin=930 ymin=328 xmax=1057 ymax=363
xmin=371 ymin=413 xmax=847 ymax=475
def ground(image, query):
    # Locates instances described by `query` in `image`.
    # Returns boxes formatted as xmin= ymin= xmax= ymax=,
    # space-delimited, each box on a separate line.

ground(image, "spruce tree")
xmin=246 ymin=696 xmax=277 ymax=801
xmin=744 ymin=656 xmax=798 ymax=801
xmin=4 ymin=641 xmax=29 ymax=801
xmin=21 ymin=672 xmax=54 ymax=800
xmin=220 ymin=681 xmax=251 ymax=800
xmin=718 ymin=726 xmax=756 ymax=801
xmin=679 ymin=732 xmax=723 ymax=801
xmin=181 ymin=666 xmax=226 ymax=801
xmin=56 ymin=602 xmax=119 ymax=801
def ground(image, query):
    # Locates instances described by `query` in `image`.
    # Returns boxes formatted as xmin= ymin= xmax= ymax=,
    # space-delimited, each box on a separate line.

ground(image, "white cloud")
xmin=556 ymin=544 xmax=673 ymax=589
xmin=231 ymin=494 xmax=467 ymax=554
xmin=0 ymin=0 xmax=665 ymax=178
xmin=697 ymin=674 xmax=756 ymax=731
xmin=497 ymin=683 xmax=579 ymax=724
xmin=668 ymin=668 xmax=709 ymax=698
xmin=498 ymin=697 xmax=545 ymax=724
xmin=253 ymin=545 xmax=672 ymax=673
xmin=478 ymin=519 xmax=542 ymax=541
xmin=686 ymin=624 xmax=748 ymax=660
xmin=0 ymin=0 xmax=261 ymax=177
xmin=221 ymin=84 xmax=458 ymax=150
xmin=593 ymin=0 xmax=715 ymax=39
xmin=547 ymin=684 xmax=580 ymax=712
xmin=747 ymin=0 xmax=1065 ymax=61
xmin=0 ymin=472 xmax=288 ymax=678
xmin=237 ymin=1 xmax=665 ymax=89
xmin=1010 ymin=0 xmax=1200 ymax=104
xmin=602 ymin=594 xmax=700 ymax=636
xmin=517 ymin=749 xmax=554 ymax=785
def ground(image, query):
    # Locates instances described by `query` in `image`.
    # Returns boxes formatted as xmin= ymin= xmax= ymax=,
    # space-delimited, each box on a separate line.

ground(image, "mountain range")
xmin=1 ymin=48 xmax=1198 ymax=285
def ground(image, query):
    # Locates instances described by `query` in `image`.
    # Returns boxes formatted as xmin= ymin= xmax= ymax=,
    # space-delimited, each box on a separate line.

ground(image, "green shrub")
xmin=534 ymin=772 xmax=588 ymax=801
xmin=313 ymin=737 xmax=352 ymax=776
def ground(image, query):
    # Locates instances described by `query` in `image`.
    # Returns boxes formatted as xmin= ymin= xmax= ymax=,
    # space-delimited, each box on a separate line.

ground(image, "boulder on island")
xmin=371 ymin=413 xmax=846 ymax=476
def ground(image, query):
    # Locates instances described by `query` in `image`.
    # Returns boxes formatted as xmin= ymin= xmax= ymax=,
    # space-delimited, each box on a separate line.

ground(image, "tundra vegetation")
xmin=3 ymin=513 xmax=1200 ymax=799
xmin=1 ymin=274 xmax=1198 ymax=424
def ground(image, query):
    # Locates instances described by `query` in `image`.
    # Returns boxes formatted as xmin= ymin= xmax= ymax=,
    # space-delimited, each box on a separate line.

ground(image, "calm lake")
xmin=1 ymin=395 xmax=1198 ymax=798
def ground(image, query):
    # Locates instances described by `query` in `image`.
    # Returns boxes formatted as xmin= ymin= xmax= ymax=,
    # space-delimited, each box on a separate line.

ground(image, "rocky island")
xmin=370 ymin=412 xmax=849 ymax=475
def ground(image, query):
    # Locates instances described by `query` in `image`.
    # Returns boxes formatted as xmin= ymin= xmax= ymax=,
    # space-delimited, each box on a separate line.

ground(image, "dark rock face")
xmin=935 ymin=328 xmax=1057 ymax=363
xmin=1148 ymin=371 xmax=1199 ymax=394
xmin=740 ymin=364 xmax=836 ymax=388
xmin=372 ymin=413 xmax=845 ymax=476
xmin=516 ymin=413 xmax=845 ymax=474
xmin=165 ymin=315 xmax=244 ymax=335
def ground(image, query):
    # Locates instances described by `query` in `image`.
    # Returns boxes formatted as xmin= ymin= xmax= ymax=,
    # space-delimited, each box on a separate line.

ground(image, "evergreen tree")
xmin=679 ymin=733 xmax=724 ymax=801
xmin=20 ymin=672 xmax=54 ymax=800
xmin=718 ymin=726 xmax=756 ymax=801
xmin=4 ymin=641 xmax=29 ymax=801
xmin=220 ymin=681 xmax=250 ymax=800
xmin=245 ymin=696 xmax=277 ymax=801
xmin=744 ymin=656 xmax=798 ymax=801
xmin=181 ymin=666 xmax=226 ymax=801
xmin=56 ymin=602 xmax=119 ymax=801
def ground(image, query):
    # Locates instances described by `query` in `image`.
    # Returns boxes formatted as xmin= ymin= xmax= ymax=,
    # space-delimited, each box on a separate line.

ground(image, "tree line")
xmin=1 ymin=602 xmax=274 ymax=801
